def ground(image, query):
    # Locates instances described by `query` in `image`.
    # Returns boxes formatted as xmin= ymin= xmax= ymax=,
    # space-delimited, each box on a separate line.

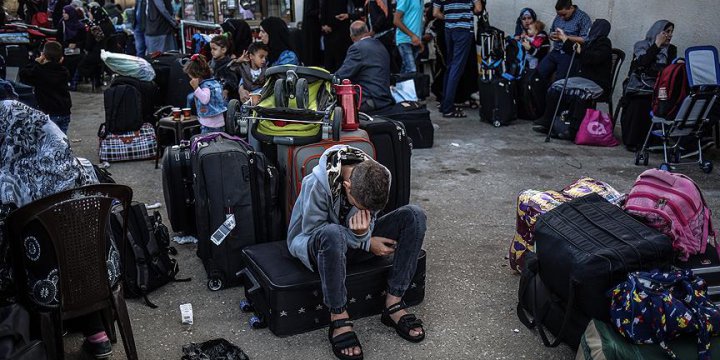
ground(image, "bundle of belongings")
xmin=514 ymin=169 xmax=720 ymax=360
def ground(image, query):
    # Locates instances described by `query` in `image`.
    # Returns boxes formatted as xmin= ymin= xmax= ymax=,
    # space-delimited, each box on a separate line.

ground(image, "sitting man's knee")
xmin=316 ymin=224 xmax=348 ymax=252
xmin=398 ymin=204 xmax=427 ymax=224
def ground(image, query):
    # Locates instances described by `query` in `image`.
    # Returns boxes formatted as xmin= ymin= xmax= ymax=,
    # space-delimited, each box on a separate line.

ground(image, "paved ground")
xmin=60 ymin=85 xmax=720 ymax=359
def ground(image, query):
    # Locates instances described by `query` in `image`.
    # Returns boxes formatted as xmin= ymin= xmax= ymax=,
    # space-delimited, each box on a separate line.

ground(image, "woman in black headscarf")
xmin=221 ymin=19 xmax=253 ymax=57
xmin=59 ymin=4 xmax=87 ymax=90
xmin=301 ymin=0 xmax=322 ymax=66
xmin=514 ymin=8 xmax=536 ymax=38
xmin=259 ymin=17 xmax=300 ymax=66
xmin=535 ymin=19 xmax=613 ymax=138
xmin=620 ymin=20 xmax=676 ymax=151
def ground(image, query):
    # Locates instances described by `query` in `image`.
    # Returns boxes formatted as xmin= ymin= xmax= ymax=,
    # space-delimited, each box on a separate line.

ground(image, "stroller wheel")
xmin=493 ymin=120 xmax=502 ymax=128
xmin=225 ymin=99 xmax=240 ymax=135
xmin=295 ymin=78 xmax=309 ymax=109
xmin=659 ymin=163 xmax=671 ymax=172
xmin=701 ymin=161 xmax=713 ymax=174
xmin=274 ymin=79 xmax=287 ymax=108
xmin=332 ymin=107 xmax=342 ymax=141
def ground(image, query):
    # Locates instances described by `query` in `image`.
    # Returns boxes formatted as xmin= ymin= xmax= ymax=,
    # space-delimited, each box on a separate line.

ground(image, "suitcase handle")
xmin=236 ymin=268 xmax=261 ymax=295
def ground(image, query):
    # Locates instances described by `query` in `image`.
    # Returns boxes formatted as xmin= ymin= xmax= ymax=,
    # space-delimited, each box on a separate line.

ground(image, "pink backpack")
xmin=624 ymin=169 xmax=715 ymax=261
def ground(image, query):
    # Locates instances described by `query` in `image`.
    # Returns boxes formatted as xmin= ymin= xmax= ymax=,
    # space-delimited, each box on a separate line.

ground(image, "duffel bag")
xmin=98 ymin=123 xmax=157 ymax=162
xmin=534 ymin=193 xmax=674 ymax=321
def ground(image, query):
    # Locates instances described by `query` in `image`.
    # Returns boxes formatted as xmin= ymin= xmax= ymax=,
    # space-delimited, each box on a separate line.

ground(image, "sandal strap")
xmin=330 ymin=318 xmax=353 ymax=330
xmin=385 ymin=301 xmax=408 ymax=315
xmin=331 ymin=331 xmax=361 ymax=351
xmin=398 ymin=314 xmax=424 ymax=330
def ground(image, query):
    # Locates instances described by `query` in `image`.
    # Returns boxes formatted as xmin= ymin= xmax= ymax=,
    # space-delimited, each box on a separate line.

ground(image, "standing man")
xmin=536 ymin=0 xmax=591 ymax=83
xmin=131 ymin=0 xmax=147 ymax=56
xmin=433 ymin=0 xmax=483 ymax=118
xmin=394 ymin=0 xmax=424 ymax=73
xmin=145 ymin=0 xmax=178 ymax=54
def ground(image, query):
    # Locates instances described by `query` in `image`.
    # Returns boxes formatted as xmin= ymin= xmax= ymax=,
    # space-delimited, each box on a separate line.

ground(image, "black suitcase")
xmin=478 ymin=78 xmax=516 ymax=127
xmin=192 ymin=134 xmax=281 ymax=291
xmin=110 ymin=75 xmax=159 ymax=125
xmin=517 ymin=252 xmax=590 ymax=350
xmin=149 ymin=52 xmax=192 ymax=108
xmin=534 ymin=193 xmax=674 ymax=322
xmin=378 ymin=101 xmax=434 ymax=149
xmin=103 ymin=84 xmax=143 ymax=133
xmin=516 ymin=70 xmax=545 ymax=120
xmin=392 ymin=73 xmax=431 ymax=100
xmin=0 ymin=44 xmax=29 ymax=67
xmin=161 ymin=143 xmax=196 ymax=236
xmin=239 ymin=241 xmax=427 ymax=337
xmin=359 ymin=116 xmax=411 ymax=216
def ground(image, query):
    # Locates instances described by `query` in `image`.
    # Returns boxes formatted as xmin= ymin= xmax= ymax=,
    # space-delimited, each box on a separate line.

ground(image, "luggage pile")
xmin=514 ymin=169 xmax=720 ymax=359
xmin=160 ymin=66 xmax=425 ymax=335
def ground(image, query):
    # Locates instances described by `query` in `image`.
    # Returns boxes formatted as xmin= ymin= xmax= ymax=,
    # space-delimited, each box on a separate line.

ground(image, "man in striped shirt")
xmin=433 ymin=0 xmax=483 ymax=118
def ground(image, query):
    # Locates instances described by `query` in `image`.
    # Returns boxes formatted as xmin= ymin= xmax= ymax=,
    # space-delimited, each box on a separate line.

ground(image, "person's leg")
xmin=49 ymin=115 xmax=71 ymax=134
xmin=537 ymin=50 xmax=559 ymax=83
xmin=307 ymin=224 xmax=361 ymax=357
xmin=163 ymin=33 xmax=178 ymax=52
xmin=372 ymin=204 xmax=426 ymax=337
xmin=76 ymin=312 xmax=112 ymax=358
xmin=534 ymin=88 xmax=561 ymax=128
xmin=397 ymin=43 xmax=417 ymax=74
xmin=440 ymin=30 xmax=473 ymax=115
xmin=554 ymin=52 xmax=575 ymax=81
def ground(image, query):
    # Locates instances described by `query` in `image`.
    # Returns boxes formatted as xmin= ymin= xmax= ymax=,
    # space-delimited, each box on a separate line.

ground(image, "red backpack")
xmin=652 ymin=62 xmax=689 ymax=119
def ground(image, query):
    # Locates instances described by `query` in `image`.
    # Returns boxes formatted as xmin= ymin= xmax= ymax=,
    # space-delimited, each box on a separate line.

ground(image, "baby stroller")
xmin=635 ymin=45 xmax=720 ymax=173
xmin=226 ymin=65 xmax=343 ymax=146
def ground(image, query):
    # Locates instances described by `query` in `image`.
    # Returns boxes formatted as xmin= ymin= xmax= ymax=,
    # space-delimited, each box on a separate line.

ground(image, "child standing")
xmin=209 ymin=35 xmax=239 ymax=102
xmin=237 ymin=42 xmax=268 ymax=104
xmin=18 ymin=41 xmax=73 ymax=133
xmin=184 ymin=54 xmax=227 ymax=133
xmin=521 ymin=20 xmax=549 ymax=70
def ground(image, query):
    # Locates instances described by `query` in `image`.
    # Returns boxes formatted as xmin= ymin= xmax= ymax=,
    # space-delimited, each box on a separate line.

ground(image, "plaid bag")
xmin=98 ymin=123 xmax=157 ymax=162
xmin=610 ymin=269 xmax=720 ymax=360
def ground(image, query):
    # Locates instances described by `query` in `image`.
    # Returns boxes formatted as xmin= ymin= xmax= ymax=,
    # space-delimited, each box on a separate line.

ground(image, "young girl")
xmin=521 ymin=20 xmax=549 ymax=70
xmin=184 ymin=54 xmax=227 ymax=133
xmin=209 ymin=35 xmax=239 ymax=101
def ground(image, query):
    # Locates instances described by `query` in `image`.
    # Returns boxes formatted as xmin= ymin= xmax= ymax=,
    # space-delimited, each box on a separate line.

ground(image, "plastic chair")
xmin=596 ymin=48 xmax=625 ymax=120
xmin=7 ymin=184 xmax=138 ymax=360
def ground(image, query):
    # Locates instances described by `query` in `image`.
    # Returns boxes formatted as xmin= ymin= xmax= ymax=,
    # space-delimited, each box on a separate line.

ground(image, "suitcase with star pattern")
xmin=238 ymin=241 xmax=427 ymax=336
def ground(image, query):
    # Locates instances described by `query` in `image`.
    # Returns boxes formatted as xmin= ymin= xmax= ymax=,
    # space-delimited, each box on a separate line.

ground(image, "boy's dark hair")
xmin=349 ymin=160 xmax=390 ymax=212
xmin=555 ymin=0 xmax=572 ymax=10
xmin=247 ymin=42 xmax=268 ymax=55
xmin=532 ymin=20 xmax=546 ymax=32
xmin=183 ymin=54 xmax=213 ymax=79
xmin=43 ymin=41 xmax=63 ymax=63
xmin=210 ymin=35 xmax=232 ymax=53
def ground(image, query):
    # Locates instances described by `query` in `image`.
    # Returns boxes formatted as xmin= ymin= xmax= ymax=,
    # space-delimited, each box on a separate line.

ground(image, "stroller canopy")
xmin=685 ymin=46 xmax=720 ymax=87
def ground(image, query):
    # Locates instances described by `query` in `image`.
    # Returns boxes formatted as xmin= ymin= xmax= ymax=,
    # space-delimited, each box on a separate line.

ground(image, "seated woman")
xmin=259 ymin=17 xmax=300 ymax=67
xmin=514 ymin=8 xmax=549 ymax=70
xmin=0 ymin=100 xmax=115 ymax=359
xmin=620 ymin=20 xmax=676 ymax=151
xmin=533 ymin=19 xmax=613 ymax=139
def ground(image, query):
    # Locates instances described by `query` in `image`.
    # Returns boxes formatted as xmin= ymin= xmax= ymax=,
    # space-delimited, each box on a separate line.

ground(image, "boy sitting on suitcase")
xmin=287 ymin=145 xmax=426 ymax=360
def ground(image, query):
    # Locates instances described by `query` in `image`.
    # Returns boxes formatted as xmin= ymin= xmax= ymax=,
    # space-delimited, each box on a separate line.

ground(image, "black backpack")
xmin=110 ymin=75 xmax=160 ymax=125
xmin=103 ymin=84 xmax=143 ymax=134
xmin=110 ymin=202 xmax=189 ymax=308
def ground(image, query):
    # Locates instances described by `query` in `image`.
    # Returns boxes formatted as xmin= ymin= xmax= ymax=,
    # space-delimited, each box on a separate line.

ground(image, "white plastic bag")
xmin=101 ymin=50 xmax=156 ymax=81
xmin=391 ymin=79 xmax=418 ymax=102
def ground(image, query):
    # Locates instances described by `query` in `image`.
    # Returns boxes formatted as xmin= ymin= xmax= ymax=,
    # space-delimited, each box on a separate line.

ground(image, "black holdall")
xmin=533 ymin=193 xmax=674 ymax=322
xmin=0 ymin=304 xmax=47 ymax=360
xmin=110 ymin=202 xmax=190 ymax=308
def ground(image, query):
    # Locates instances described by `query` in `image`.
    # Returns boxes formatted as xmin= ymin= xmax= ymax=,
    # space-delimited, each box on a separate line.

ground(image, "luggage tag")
xmin=210 ymin=212 xmax=235 ymax=246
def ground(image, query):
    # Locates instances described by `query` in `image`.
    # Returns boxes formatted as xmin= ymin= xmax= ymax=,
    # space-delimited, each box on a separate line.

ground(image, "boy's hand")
xmin=35 ymin=54 xmax=46 ymax=64
xmin=370 ymin=237 xmax=396 ymax=256
xmin=349 ymin=210 xmax=371 ymax=235
xmin=189 ymin=78 xmax=199 ymax=89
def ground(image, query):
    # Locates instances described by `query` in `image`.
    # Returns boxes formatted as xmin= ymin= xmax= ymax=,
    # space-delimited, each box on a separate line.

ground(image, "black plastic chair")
xmin=596 ymin=48 xmax=626 ymax=119
xmin=7 ymin=184 xmax=138 ymax=360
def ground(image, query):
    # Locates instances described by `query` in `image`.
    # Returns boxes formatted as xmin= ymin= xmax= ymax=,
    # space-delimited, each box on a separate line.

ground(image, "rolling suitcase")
xmin=239 ymin=241 xmax=427 ymax=336
xmin=478 ymin=78 xmax=516 ymax=127
xmin=359 ymin=116 xmax=411 ymax=216
xmin=192 ymin=133 xmax=281 ymax=291
xmin=534 ymin=193 xmax=674 ymax=322
xmin=377 ymin=101 xmax=434 ymax=149
xmin=161 ymin=143 xmax=196 ymax=236
xmin=277 ymin=129 xmax=376 ymax=222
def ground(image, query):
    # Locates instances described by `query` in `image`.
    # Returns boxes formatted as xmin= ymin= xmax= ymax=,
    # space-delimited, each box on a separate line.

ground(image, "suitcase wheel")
xmin=701 ymin=161 xmax=713 ymax=174
xmin=635 ymin=150 xmax=649 ymax=166
xmin=239 ymin=299 xmax=254 ymax=312
xmin=207 ymin=277 xmax=223 ymax=291
xmin=493 ymin=120 xmax=502 ymax=128
xmin=249 ymin=315 xmax=267 ymax=329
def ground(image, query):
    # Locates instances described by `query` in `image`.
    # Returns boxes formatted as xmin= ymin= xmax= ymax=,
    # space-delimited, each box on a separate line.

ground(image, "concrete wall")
xmin=486 ymin=0 xmax=720 ymax=77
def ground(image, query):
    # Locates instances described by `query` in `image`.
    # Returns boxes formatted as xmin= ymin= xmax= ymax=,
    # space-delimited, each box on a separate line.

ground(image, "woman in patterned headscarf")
xmin=514 ymin=7 xmax=537 ymax=38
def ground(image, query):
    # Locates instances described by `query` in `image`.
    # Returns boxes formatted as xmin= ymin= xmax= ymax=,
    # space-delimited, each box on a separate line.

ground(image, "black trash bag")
xmin=181 ymin=338 xmax=250 ymax=360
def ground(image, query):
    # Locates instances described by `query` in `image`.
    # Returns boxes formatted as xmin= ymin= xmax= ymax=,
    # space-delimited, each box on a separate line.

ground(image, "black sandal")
xmin=328 ymin=318 xmax=363 ymax=360
xmin=442 ymin=108 xmax=467 ymax=118
xmin=381 ymin=302 xmax=425 ymax=343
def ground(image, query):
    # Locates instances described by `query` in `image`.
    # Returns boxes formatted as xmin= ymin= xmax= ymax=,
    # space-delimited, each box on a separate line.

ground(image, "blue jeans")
xmin=201 ymin=125 xmax=225 ymax=134
xmin=145 ymin=33 xmax=177 ymax=54
xmin=307 ymin=205 xmax=427 ymax=314
xmin=133 ymin=28 xmax=146 ymax=57
xmin=440 ymin=29 xmax=474 ymax=114
xmin=537 ymin=50 xmax=579 ymax=83
xmin=397 ymin=43 xmax=419 ymax=74
xmin=49 ymin=115 xmax=71 ymax=133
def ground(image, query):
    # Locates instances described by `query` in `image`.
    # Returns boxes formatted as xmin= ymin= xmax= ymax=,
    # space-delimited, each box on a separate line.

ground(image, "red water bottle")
xmin=334 ymin=79 xmax=362 ymax=131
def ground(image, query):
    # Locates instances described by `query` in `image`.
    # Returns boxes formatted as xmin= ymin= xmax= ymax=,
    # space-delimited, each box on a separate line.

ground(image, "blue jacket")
xmin=195 ymin=79 xmax=227 ymax=118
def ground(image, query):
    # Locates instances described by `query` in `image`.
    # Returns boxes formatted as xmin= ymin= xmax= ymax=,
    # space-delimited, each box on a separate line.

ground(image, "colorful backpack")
xmin=501 ymin=37 xmax=526 ymax=81
xmin=610 ymin=269 xmax=720 ymax=360
xmin=624 ymin=169 xmax=715 ymax=261
xmin=652 ymin=61 xmax=689 ymax=120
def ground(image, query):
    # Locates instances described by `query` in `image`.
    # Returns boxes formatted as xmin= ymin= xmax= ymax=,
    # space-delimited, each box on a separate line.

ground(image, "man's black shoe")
xmin=532 ymin=125 xmax=548 ymax=134
xmin=83 ymin=340 xmax=113 ymax=359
